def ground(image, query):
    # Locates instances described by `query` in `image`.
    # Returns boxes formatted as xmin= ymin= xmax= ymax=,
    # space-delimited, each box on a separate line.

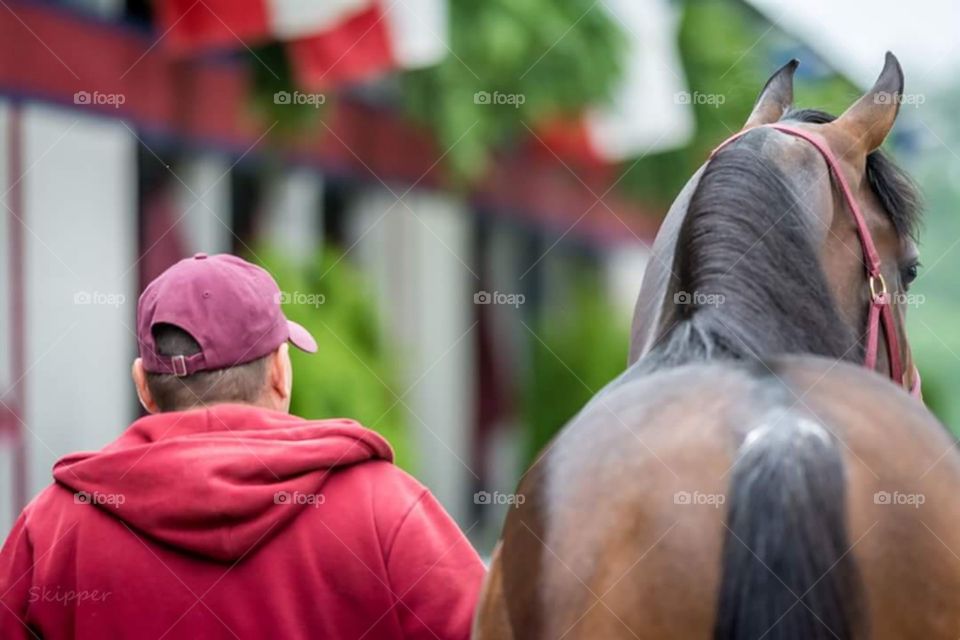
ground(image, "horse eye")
xmin=901 ymin=262 xmax=920 ymax=287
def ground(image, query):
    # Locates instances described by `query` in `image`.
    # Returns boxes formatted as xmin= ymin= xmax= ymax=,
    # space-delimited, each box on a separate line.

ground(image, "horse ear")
xmin=827 ymin=52 xmax=903 ymax=155
xmin=743 ymin=59 xmax=799 ymax=128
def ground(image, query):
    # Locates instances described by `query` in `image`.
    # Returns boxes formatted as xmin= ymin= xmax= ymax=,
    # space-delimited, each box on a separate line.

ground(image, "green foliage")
xmin=901 ymin=89 xmax=960 ymax=432
xmin=246 ymin=1 xmax=626 ymax=181
xmin=243 ymin=0 xmax=865 ymax=209
xmin=399 ymin=0 xmax=627 ymax=180
xmin=617 ymin=0 xmax=859 ymax=209
xmin=616 ymin=1 xmax=766 ymax=208
xmin=248 ymin=43 xmax=330 ymax=135
xmin=251 ymin=246 xmax=414 ymax=469
xmin=521 ymin=277 xmax=629 ymax=465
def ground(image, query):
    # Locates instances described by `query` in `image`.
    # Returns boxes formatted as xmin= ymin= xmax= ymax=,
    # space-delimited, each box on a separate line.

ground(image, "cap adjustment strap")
xmin=171 ymin=355 xmax=188 ymax=377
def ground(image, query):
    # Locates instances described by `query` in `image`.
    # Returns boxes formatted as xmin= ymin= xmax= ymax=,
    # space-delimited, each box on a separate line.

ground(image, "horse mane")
xmin=641 ymin=110 xmax=921 ymax=372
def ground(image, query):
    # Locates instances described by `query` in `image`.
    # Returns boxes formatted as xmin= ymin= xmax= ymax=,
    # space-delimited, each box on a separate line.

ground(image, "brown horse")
xmin=474 ymin=54 xmax=960 ymax=639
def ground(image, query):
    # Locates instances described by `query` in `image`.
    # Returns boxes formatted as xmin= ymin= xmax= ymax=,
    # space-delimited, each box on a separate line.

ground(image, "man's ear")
xmin=132 ymin=358 xmax=159 ymax=414
xmin=268 ymin=343 xmax=292 ymax=404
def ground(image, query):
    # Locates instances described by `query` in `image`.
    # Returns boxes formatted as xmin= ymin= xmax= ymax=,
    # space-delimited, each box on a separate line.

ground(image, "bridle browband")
xmin=710 ymin=123 xmax=921 ymax=398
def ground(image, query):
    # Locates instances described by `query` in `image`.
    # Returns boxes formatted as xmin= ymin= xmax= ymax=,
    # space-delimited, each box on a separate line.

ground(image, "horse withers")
xmin=474 ymin=54 xmax=960 ymax=639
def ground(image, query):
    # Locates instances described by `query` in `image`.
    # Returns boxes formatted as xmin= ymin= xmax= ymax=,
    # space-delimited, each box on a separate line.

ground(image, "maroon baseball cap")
xmin=137 ymin=253 xmax=317 ymax=376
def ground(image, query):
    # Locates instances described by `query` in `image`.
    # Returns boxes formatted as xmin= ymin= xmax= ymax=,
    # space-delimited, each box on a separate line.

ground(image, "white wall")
xmin=349 ymin=187 xmax=478 ymax=525
xmin=0 ymin=99 xmax=13 ymax=535
xmin=0 ymin=444 xmax=13 ymax=536
xmin=261 ymin=168 xmax=323 ymax=261
xmin=175 ymin=155 xmax=233 ymax=255
xmin=476 ymin=223 xmax=529 ymax=543
xmin=604 ymin=243 xmax=650 ymax=318
xmin=21 ymin=104 xmax=137 ymax=501
xmin=0 ymin=101 xmax=10 ymax=409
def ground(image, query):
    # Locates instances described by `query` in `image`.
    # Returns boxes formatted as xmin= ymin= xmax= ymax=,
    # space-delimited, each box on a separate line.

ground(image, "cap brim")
xmin=287 ymin=320 xmax=318 ymax=353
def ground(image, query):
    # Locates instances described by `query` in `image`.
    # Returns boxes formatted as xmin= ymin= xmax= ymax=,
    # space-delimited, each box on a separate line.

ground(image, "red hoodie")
xmin=0 ymin=404 xmax=485 ymax=639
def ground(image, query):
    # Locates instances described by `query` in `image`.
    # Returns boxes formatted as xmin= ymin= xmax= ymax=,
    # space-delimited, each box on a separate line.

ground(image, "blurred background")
xmin=1 ymin=0 xmax=958 ymax=553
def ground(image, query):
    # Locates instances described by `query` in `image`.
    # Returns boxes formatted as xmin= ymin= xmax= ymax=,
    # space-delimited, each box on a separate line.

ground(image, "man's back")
xmin=0 ymin=404 xmax=485 ymax=639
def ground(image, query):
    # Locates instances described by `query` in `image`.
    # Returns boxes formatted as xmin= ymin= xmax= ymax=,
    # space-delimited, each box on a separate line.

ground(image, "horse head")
xmin=629 ymin=54 xmax=921 ymax=392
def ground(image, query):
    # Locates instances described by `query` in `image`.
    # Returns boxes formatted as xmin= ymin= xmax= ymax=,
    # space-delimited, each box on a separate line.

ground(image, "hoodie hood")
xmin=53 ymin=404 xmax=393 ymax=562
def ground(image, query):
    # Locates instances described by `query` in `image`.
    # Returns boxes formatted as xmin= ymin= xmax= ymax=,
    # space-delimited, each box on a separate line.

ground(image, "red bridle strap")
xmin=710 ymin=124 xmax=913 ymax=394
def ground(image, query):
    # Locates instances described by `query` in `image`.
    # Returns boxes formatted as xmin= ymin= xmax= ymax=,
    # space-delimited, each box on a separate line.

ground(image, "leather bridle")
xmin=711 ymin=123 xmax=921 ymax=398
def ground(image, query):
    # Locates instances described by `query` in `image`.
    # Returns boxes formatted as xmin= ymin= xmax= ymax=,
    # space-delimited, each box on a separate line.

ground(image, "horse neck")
xmin=641 ymin=154 xmax=858 ymax=370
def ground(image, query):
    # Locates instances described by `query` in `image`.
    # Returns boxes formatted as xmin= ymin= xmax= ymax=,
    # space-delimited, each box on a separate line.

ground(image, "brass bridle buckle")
xmin=869 ymin=273 xmax=889 ymax=304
